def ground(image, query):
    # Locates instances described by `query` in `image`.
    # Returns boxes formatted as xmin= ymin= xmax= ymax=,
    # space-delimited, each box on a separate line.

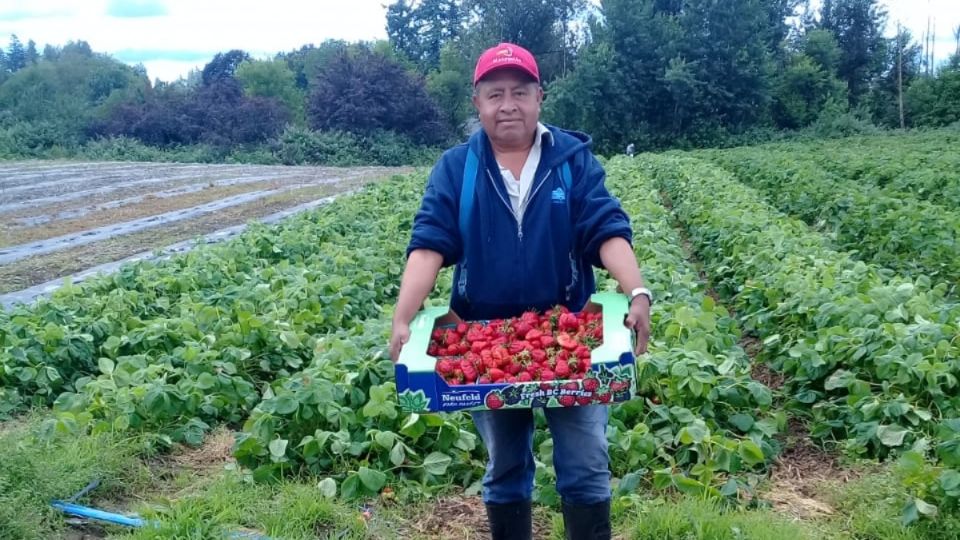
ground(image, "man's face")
xmin=472 ymin=69 xmax=543 ymax=149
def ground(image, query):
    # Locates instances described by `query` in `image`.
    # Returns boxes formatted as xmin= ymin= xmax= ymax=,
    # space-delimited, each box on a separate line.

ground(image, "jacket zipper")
xmin=485 ymin=168 xmax=554 ymax=241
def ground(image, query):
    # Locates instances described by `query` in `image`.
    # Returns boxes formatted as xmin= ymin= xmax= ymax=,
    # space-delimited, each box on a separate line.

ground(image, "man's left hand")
xmin=624 ymin=298 xmax=651 ymax=356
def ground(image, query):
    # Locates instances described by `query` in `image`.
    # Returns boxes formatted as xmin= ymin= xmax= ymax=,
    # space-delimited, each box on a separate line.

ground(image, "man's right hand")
xmin=391 ymin=249 xmax=444 ymax=363
xmin=390 ymin=321 xmax=411 ymax=363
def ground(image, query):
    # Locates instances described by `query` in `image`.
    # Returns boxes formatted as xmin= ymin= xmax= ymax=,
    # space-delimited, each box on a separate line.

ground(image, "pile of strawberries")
xmin=430 ymin=306 xmax=603 ymax=385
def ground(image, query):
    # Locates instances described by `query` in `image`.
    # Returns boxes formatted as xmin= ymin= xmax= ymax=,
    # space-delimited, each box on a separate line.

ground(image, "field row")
xmin=0 ymin=162 xmax=408 ymax=295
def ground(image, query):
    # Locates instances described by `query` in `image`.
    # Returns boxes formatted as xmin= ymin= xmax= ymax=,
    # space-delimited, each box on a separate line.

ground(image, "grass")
xmin=817 ymin=467 xmax=960 ymax=540
xmin=117 ymin=475 xmax=370 ymax=540
xmin=613 ymin=495 xmax=818 ymax=540
xmin=0 ymin=413 xmax=151 ymax=540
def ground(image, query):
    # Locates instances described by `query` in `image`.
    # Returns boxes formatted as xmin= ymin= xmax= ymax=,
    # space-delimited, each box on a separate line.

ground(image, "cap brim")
xmin=474 ymin=64 xmax=539 ymax=85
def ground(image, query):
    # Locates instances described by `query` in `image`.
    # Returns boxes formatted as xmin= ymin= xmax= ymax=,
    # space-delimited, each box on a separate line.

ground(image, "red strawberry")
xmin=515 ymin=322 xmax=534 ymax=337
xmin=540 ymin=336 xmax=556 ymax=348
xmin=471 ymin=340 xmax=490 ymax=354
xmin=559 ymin=313 xmax=579 ymax=331
xmin=518 ymin=372 xmax=532 ymax=382
xmin=485 ymin=392 xmax=505 ymax=409
xmin=582 ymin=377 xmax=600 ymax=393
xmin=562 ymin=381 xmax=580 ymax=391
xmin=525 ymin=329 xmax=544 ymax=341
xmin=520 ymin=311 xmax=539 ymax=325
xmin=610 ymin=380 xmax=630 ymax=392
xmin=488 ymin=368 xmax=505 ymax=382
xmin=558 ymin=395 xmax=576 ymax=407
xmin=555 ymin=362 xmax=571 ymax=379
xmin=557 ymin=333 xmax=578 ymax=350
xmin=540 ymin=369 xmax=555 ymax=381
xmin=596 ymin=392 xmax=612 ymax=404
xmin=436 ymin=359 xmax=456 ymax=375
xmin=456 ymin=323 xmax=468 ymax=334
xmin=478 ymin=375 xmax=492 ymax=384
xmin=531 ymin=349 xmax=547 ymax=364
xmin=540 ymin=382 xmax=554 ymax=390
xmin=577 ymin=396 xmax=593 ymax=406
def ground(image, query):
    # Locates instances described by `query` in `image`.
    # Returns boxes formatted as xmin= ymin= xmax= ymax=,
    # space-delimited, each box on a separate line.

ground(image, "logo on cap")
xmin=496 ymin=47 xmax=513 ymax=57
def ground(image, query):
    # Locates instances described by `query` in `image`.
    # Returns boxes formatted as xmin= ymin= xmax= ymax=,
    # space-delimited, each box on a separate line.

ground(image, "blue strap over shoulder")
xmin=459 ymin=148 xmax=479 ymax=244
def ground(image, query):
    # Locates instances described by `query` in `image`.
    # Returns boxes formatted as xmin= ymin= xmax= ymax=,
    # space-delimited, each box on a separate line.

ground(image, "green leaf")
xmin=374 ymin=431 xmax=396 ymax=449
xmin=939 ymin=469 xmax=960 ymax=497
xmin=422 ymin=451 xmax=453 ymax=476
xmin=268 ymin=438 xmax=288 ymax=459
xmin=317 ymin=478 xmax=336 ymax=498
xmin=720 ymin=478 xmax=739 ymax=497
xmin=824 ymin=369 xmax=854 ymax=391
xmin=673 ymin=474 xmax=705 ymax=495
xmin=98 ymin=358 xmax=115 ymax=375
xmin=358 ymin=467 xmax=386 ymax=492
xmin=389 ymin=442 xmax=406 ymax=467
xmin=617 ymin=472 xmax=642 ymax=495
xmin=729 ymin=413 xmax=755 ymax=432
xmin=738 ymin=440 xmax=765 ymax=465
xmin=677 ymin=420 xmax=709 ymax=445
xmin=195 ymin=372 xmax=217 ymax=390
xmin=877 ymin=425 xmax=909 ymax=447
xmin=341 ymin=474 xmax=360 ymax=500
xmin=273 ymin=396 xmax=299 ymax=415
xmin=915 ymin=498 xmax=938 ymax=517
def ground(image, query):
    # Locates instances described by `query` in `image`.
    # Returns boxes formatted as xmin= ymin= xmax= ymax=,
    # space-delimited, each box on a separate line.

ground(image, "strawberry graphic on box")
xmin=485 ymin=391 xmax=505 ymax=410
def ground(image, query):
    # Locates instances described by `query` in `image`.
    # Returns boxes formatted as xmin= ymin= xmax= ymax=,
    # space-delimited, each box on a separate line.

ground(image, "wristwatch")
xmin=628 ymin=287 xmax=653 ymax=306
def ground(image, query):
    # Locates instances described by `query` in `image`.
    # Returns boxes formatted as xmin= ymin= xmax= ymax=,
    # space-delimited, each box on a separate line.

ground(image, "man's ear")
xmin=537 ymin=85 xmax=545 ymax=104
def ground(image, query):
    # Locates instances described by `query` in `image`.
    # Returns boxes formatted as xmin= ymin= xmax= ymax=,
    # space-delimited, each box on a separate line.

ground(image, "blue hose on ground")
xmin=50 ymin=499 xmax=273 ymax=539
xmin=52 ymin=500 xmax=147 ymax=527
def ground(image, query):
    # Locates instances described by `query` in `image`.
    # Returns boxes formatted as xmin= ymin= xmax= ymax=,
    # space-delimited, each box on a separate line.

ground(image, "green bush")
xmin=274 ymin=125 xmax=363 ymax=166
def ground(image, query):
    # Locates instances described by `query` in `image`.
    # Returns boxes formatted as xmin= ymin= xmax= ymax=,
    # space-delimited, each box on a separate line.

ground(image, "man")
xmin=389 ymin=43 xmax=651 ymax=540
xmin=626 ymin=143 xmax=636 ymax=157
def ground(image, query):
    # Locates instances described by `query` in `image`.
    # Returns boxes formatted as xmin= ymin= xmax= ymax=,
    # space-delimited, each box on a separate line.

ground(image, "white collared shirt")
xmin=498 ymin=122 xmax=552 ymax=221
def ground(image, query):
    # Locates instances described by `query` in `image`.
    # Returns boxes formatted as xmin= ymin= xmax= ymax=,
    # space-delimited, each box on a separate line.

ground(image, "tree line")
xmin=0 ymin=0 xmax=958 ymax=164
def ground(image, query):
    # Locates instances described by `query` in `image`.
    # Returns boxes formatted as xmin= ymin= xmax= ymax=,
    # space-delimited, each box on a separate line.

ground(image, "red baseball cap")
xmin=473 ymin=43 xmax=540 ymax=85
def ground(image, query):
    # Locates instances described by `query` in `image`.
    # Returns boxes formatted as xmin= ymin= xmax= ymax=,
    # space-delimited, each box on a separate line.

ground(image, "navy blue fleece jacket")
xmin=407 ymin=124 xmax=632 ymax=321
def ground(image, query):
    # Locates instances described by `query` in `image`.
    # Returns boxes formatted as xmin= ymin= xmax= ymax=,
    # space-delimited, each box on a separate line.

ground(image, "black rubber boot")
xmin=561 ymin=499 xmax=611 ymax=540
xmin=485 ymin=500 xmax=532 ymax=540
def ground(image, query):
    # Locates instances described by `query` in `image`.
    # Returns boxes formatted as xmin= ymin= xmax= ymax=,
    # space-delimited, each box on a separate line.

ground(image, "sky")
xmin=0 ymin=0 xmax=958 ymax=83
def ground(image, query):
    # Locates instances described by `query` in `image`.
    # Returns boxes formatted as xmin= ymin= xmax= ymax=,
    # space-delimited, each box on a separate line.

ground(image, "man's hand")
xmin=624 ymin=297 xmax=650 ymax=356
xmin=390 ymin=249 xmax=443 ymax=363
xmin=390 ymin=321 xmax=411 ymax=363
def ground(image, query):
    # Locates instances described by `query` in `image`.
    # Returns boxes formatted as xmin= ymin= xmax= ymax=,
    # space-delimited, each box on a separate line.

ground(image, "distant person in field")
xmin=626 ymin=143 xmax=635 ymax=157
xmin=390 ymin=42 xmax=651 ymax=540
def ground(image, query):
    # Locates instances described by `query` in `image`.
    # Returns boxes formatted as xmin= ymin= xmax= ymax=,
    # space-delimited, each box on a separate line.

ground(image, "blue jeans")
xmin=471 ymin=405 xmax=610 ymax=504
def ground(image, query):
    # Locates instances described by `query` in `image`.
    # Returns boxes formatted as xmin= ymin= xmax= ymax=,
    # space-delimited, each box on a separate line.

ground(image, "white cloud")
xmin=0 ymin=0 xmax=389 ymax=81
xmin=884 ymin=0 xmax=959 ymax=63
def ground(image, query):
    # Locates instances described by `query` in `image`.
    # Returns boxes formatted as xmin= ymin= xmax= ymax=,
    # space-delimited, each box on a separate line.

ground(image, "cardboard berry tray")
xmin=395 ymin=292 xmax=636 ymax=413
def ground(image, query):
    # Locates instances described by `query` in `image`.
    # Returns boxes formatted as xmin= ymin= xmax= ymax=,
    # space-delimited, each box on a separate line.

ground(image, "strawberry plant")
xmin=647 ymin=154 xmax=960 ymax=521
xmin=708 ymin=147 xmax=960 ymax=288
